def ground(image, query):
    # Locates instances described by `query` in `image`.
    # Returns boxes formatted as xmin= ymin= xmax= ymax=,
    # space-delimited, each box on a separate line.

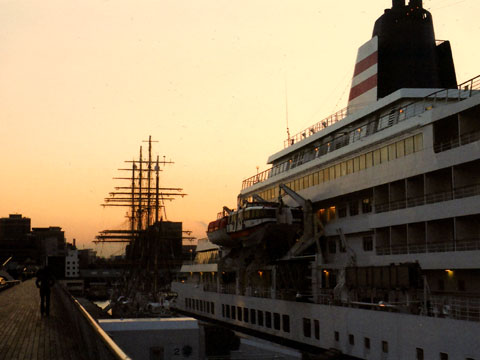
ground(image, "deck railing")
xmin=429 ymin=295 xmax=480 ymax=322
xmin=55 ymin=284 xmax=131 ymax=360
xmin=242 ymin=75 xmax=480 ymax=191
xmin=375 ymin=182 xmax=480 ymax=213
xmin=376 ymin=238 xmax=480 ymax=256
xmin=434 ymin=129 xmax=480 ymax=153
xmin=283 ymin=107 xmax=350 ymax=148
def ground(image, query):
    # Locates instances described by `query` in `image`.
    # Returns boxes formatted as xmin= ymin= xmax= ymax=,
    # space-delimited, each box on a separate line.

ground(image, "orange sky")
xmin=0 ymin=0 xmax=478 ymax=257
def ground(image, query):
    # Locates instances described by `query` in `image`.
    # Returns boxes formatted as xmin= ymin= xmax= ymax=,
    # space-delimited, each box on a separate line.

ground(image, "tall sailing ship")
xmin=172 ymin=1 xmax=480 ymax=359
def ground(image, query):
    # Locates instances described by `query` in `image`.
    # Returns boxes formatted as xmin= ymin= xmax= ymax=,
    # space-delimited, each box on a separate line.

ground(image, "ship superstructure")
xmin=172 ymin=2 xmax=480 ymax=359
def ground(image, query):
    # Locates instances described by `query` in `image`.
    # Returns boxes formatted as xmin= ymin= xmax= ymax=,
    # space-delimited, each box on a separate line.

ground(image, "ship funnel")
xmin=392 ymin=0 xmax=405 ymax=8
xmin=409 ymin=0 xmax=423 ymax=8
xmin=347 ymin=0 xmax=457 ymax=115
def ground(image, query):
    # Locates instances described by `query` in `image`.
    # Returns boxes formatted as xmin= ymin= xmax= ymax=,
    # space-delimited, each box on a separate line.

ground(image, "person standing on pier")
xmin=35 ymin=266 xmax=55 ymax=316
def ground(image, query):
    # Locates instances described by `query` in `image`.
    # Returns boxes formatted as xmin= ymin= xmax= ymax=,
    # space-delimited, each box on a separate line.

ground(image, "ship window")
xmin=349 ymin=200 xmax=359 ymax=216
xmin=362 ymin=198 xmax=372 ymax=213
xmin=274 ymin=313 xmax=280 ymax=330
xmin=349 ymin=334 xmax=355 ymax=345
xmin=222 ymin=304 xmax=225 ymax=317
xmin=237 ymin=307 xmax=242 ymax=321
xmin=380 ymin=146 xmax=388 ymax=163
xmin=250 ymin=309 xmax=256 ymax=324
xmin=458 ymin=280 xmax=466 ymax=291
xmin=231 ymin=305 xmax=236 ymax=320
xmin=334 ymin=331 xmax=339 ymax=341
xmin=303 ymin=318 xmax=311 ymax=338
xmin=338 ymin=204 xmax=347 ymax=218
xmin=244 ymin=308 xmax=249 ymax=322
xmin=363 ymin=236 xmax=373 ymax=251
xmin=353 ymin=157 xmax=360 ymax=172
xmin=282 ymin=314 xmax=290 ymax=333
xmin=226 ymin=305 xmax=230 ymax=318
xmin=341 ymin=162 xmax=347 ymax=176
xmin=329 ymin=166 xmax=335 ymax=180
xmin=313 ymin=171 xmax=319 ymax=185
xmin=373 ymin=149 xmax=381 ymax=165
xmin=324 ymin=169 xmax=330 ymax=182
xmin=258 ymin=310 xmax=264 ymax=326
xmin=359 ymin=154 xmax=366 ymax=170
xmin=388 ymin=143 xmax=397 ymax=161
xmin=405 ymin=137 xmax=414 ymax=155
xmin=347 ymin=159 xmax=354 ymax=174
xmin=314 ymin=320 xmax=320 ymax=339
xmin=396 ymin=140 xmax=405 ymax=158
xmin=440 ymin=353 xmax=448 ymax=360
xmin=382 ymin=341 xmax=389 ymax=353
xmin=327 ymin=206 xmax=336 ymax=221
xmin=335 ymin=164 xmax=341 ymax=178
xmin=308 ymin=174 xmax=314 ymax=188
xmin=365 ymin=152 xmax=373 ymax=168
xmin=211 ymin=302 xmax=215 ymax=314
xmin=364 ymin=337 xmax=370 ymax=350
xmin=265 ymin=312 xmax=272 ymax=328
xmin=414 ymin=133 xmax=423 ymax=152
xmin=416 ymin=348 xmax=424 ymax=360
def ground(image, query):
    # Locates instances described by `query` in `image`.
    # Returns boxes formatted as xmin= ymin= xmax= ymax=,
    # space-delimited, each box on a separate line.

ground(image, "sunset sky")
xmin=0 ymin=0 xmax=478 ymax=256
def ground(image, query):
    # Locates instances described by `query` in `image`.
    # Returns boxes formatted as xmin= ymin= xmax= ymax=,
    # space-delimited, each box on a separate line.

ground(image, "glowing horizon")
xmin=0 ymin=0 xmax=478 ymax=257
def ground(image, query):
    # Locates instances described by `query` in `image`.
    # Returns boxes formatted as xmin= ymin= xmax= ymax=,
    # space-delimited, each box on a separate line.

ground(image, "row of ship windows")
xmin=252 ymin=134 xmax=423 ymax=202
xmin=185 ymin=298 xmax=215 ymax=316
xmin=185 ymin=299 xmax=475 ymax=360
xmin=338 ymin=331 xmax=475 ymax=360
xmin=222 ymin=304 xmax=291 ymax=333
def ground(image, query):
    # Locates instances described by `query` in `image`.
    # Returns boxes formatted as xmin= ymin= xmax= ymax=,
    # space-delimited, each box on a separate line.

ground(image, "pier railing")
xmin=55 ymin=284 xmax=131 ymax=360
xmin=242 ymin=75 xmax=480 ymax=191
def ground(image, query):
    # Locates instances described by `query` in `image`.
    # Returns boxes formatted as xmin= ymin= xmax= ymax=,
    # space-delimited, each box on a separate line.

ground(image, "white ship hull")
xmin=172 ymin=282 xmax=480 ymax=359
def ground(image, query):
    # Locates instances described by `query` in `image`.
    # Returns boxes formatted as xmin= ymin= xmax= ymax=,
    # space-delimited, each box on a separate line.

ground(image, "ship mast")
xmin=95 ymin=136 xmax=186 ymax=244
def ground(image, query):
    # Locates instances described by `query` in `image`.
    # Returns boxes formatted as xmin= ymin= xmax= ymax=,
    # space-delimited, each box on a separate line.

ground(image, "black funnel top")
xmin=373 ymin=1 xmax=456 ymax=99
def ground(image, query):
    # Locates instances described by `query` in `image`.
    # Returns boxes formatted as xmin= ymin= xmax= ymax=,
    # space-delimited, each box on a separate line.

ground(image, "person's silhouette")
xmin=35 ymin=266 xmax=55 ymax=316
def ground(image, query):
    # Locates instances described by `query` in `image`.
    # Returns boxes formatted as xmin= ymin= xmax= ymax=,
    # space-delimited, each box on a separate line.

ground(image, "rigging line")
xmin=332 ymin=75 xmax=352 ymax=114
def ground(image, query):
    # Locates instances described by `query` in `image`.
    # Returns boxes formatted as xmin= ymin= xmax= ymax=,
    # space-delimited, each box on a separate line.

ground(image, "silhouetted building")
xmin=65 ymin=249 xmax=79 ymax=278
xmin=32 ymin=227 xmax=66 ymax=260
xmin=0 ymin=214 xmax=34 ymax=263
xmin=78 ymin=249 xmax=97 ymax=268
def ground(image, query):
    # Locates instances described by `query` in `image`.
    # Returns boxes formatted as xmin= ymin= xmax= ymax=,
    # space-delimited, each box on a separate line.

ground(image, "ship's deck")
xmin=0 ymin=280 xmax=88 ymax=360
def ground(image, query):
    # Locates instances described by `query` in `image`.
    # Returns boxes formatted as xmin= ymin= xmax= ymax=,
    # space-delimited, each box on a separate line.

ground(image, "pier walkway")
xmin=0 ymin=279 xmax=88 ymax=360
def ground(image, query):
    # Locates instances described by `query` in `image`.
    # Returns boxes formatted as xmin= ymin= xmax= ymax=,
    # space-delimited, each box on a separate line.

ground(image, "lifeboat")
xmin=207 ymin=202 xmax=303 ymax=248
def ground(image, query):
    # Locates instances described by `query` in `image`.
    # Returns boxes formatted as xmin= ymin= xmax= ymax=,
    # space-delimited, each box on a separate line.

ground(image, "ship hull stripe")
xmin=348 ymin=74 xmax=378 ymax=101
xmin=351 ymin=64 xmax=378 ymax=88
xmin=353 ymin=51 xmax=378 ymax=77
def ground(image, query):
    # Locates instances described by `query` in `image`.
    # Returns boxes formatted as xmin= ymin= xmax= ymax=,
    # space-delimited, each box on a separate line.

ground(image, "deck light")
xmin=445 ymin=269 xmax=454 ymax=276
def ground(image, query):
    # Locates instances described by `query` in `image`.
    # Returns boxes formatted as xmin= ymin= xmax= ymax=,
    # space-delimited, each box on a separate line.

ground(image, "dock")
xmin=0 ymin=280 xmax=129 ymax=360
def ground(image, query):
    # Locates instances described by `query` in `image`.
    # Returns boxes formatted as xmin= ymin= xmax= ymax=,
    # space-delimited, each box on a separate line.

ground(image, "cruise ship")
xmin=172 ymin=1 xmax=480 ymax=359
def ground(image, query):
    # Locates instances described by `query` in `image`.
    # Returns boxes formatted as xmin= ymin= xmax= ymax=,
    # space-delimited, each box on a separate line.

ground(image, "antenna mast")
xmin=285 ymin=77 xmax=291 ymax=145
